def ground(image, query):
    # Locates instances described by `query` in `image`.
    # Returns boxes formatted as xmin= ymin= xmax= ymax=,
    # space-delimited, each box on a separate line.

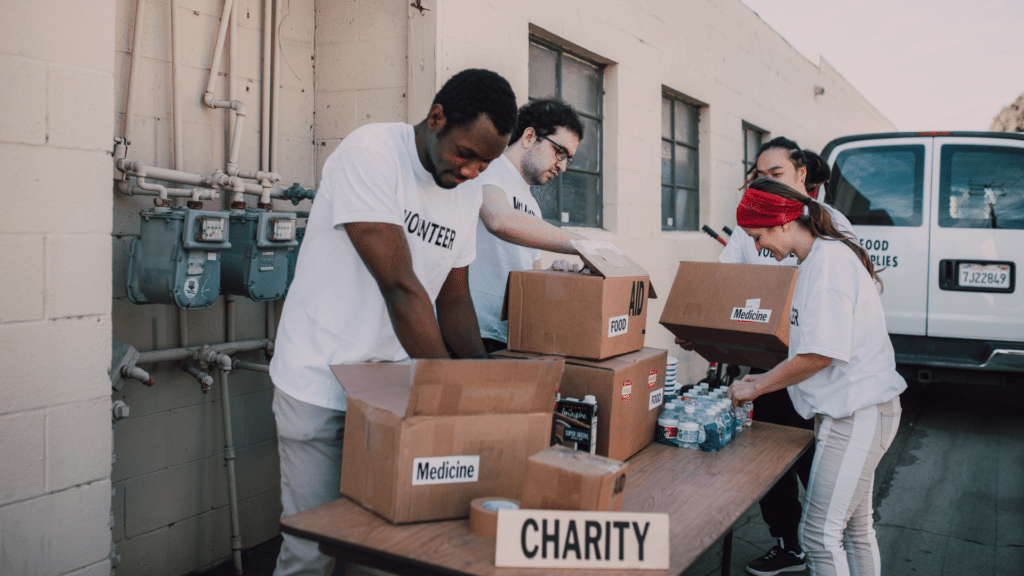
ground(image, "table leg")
xmin=721 ymin=529 xmax=733 ymax=576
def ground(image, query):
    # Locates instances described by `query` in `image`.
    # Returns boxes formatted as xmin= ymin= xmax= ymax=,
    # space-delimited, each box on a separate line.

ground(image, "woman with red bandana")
xmin=727 ymin=177 xmax=906 ymax=576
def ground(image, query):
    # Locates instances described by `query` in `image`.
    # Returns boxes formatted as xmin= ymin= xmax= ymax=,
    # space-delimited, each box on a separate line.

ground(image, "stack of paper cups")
xmin=665 ymin=357 xmax=679 ymax=399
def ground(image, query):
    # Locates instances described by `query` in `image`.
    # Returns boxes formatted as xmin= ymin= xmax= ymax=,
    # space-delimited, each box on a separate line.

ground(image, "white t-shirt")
xmin=786 ymin=240 xmax=907 ymax=419
xmin=719 ymin=201 xmax=855 ymax=266
xmin=270 ymin=122 xmax=482 ymax=411
xmin=467 ymin=155 xmax=542 ymax=342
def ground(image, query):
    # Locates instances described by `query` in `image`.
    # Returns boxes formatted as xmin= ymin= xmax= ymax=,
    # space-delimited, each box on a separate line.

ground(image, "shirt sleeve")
xmin=792 ymin=284 xmax=854 ymax=363
xmin=718 ymin=230 xmax=748 ymax=263
xmin=451 ymin=185 xmax=484 ymax=269
xmin=320 ymin=142 xmax=403 ymax=228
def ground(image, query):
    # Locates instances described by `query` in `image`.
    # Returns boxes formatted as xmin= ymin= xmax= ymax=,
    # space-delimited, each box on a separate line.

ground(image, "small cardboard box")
xmin=659 ymin=262 xmax=798 ymax=370
xmin=498 ymin=347 xmax=668 ymax=461
xmin=520 ymin=445 xmax=628 ymax=512
xmin=332 ymin=358 xmax=565 ymax=524
xmin=503 ymin=240 xmax=657 ymax=360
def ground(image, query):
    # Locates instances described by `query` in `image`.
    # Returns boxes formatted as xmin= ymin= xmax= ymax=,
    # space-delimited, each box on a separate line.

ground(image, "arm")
xmin=479 ymin=185 xmax=585 ymax=254
xmin=727 ymin=353 xmax=833 ymax=406
xmin=435 ymin=266 xmax=487 ymax=359
xmin=344 ymin=221 xmax=450 ymax=359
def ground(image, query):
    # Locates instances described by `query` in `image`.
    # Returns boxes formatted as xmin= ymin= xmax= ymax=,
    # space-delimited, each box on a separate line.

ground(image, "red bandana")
xmin=736 ymin=188 xmax=805 ymax=228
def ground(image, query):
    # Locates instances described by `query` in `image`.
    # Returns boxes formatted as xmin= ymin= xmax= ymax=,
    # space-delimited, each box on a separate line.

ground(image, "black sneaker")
xmin=745 ymin=544 xmax=806 ymax=576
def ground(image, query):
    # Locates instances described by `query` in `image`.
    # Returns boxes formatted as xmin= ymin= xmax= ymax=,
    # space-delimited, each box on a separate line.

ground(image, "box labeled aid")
xmin=520 ymin=445 xmax=628 ymax=512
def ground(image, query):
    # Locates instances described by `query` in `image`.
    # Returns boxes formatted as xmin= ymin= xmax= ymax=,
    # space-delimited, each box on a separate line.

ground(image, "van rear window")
xmin=829 ymin=145 xmax=925 ymax=227
xmin=939 ymin=145 xmax=1024 ymax=229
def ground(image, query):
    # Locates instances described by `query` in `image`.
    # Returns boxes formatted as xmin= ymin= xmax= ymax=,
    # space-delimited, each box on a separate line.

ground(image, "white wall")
xmin=0 ymin=1 xmax=895 ymax=575
xmin=0 ymin=1 xmax=116 ymax=575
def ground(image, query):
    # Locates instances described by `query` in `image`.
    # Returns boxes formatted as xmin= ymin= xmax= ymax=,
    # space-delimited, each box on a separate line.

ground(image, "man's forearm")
xmin=436 ymin=294 xmax=486 ymax=359
xmin=381 ymin=285 xmax=450 ymax=359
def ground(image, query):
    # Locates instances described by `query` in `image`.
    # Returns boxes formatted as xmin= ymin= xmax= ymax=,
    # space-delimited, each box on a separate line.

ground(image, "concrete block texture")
xmin=0 ymin=480 xmax=112 ymax=576
xmin=112 ymin=399 xmax=227 ymax=482
xmin=0 ymin=234 xmax=45 ymax=323
xmin=46 ymin=234 xmax=112 ymax=320
xmin=0 ymin=54 xmax=48 ymax=145
xmin=123 ymin=454 xmax=230 ymax=537
xmin=0 ymin=316 xmax=111 ymax=415
xmin=46 ymin=399 xmax=113 ymax=492
xmin=48 ymin=64 xmax=115 ymax=151
xmin=315 ymin=38 xmax=406 ymax=93
xmin=0 ymin=410 xmax=45 ymax=505
xmin=0 ymin=0 xmax=115 ymax=73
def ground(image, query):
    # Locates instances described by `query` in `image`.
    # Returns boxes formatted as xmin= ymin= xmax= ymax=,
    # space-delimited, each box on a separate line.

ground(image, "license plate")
xmin=958 ymin=263 xmax=1011 ymax=289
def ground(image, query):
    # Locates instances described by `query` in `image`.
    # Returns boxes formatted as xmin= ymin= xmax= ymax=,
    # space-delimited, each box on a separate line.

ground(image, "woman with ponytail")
xmin=719 ymin=136 xmax=857 ymax=576
xmin=728 ymin=177 xmax=906 ymax=576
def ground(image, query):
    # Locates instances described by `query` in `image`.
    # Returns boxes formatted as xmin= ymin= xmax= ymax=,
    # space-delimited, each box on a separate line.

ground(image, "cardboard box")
xmin=503 ymin=240 xmax=657 ymax=360
xmin=498 ymin=347 xmax=668 ymax=461
xmin=659 ymin=262 xmax=798 ymax=370
xmin=332 ymin=358 xmax=565 ymax=524
xmin=520 ymin=445 xmax=628 ymax=512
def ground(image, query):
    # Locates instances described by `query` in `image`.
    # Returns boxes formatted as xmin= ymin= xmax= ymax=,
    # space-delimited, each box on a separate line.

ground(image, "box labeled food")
xmin=332 ymin=358 xmax=564 ymax=524
xmin=520 ymin=445 xmax=628 ymax=512
xmin=659 ymin=262 xmax=798 ymax=370
xmin=503 ymin=240 xmax=657 ymax=360
xmin=498 ymin=347 xmax=667 ymax=461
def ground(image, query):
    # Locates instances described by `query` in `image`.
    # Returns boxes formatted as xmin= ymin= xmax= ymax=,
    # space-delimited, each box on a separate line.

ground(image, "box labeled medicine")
xmin=332 ymin=358 xmax=564 ymax=524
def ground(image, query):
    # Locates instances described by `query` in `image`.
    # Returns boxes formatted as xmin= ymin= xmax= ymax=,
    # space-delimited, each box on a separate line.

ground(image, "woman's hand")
xmin=727 ymin=375 xmax=762 ymax=407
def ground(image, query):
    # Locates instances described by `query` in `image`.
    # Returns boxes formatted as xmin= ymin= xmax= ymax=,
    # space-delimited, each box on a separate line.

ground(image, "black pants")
xmin=751 ymin=368 xmax=815 ymax=547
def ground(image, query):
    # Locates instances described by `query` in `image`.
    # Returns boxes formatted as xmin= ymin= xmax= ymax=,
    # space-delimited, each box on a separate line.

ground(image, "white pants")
xmin=799 ymin=397 xmax=902 ymax=576
xmin=272 ymin=387 xmax=346 ymax=576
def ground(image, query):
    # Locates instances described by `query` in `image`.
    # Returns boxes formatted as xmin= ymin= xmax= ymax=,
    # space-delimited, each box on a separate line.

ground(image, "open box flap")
xmin=330 ymin=362 xmax=414 ymax=416
xmin=571 ymin=239 xmax=658 ymax=298
xmin=406 ymin=358 xmax=565 ymax=417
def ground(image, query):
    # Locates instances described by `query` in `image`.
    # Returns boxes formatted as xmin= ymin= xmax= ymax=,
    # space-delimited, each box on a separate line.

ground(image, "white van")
xmin=821 ymin=132 xmax=1024 ymax=385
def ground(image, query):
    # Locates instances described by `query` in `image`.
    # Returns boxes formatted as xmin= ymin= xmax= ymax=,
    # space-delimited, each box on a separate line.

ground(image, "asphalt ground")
xmin=201 ymin=379 xmax=1024 ymax=576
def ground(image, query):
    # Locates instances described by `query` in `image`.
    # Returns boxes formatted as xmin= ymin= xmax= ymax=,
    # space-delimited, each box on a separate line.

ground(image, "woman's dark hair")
xmin=803 ymin=150 xmax=832 ymax=201
xmin=508 ymin=98 xmax=585 ymax=145
xmin=747 ymin=176 xmax=881 ymax=290
xmin=742 ymin=136 xmax=807 ymax=184
xmin=432 ymin=69 xmax=518 ymax=136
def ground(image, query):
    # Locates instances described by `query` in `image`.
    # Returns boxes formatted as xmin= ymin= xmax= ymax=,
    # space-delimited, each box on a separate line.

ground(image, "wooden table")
xmin=281 ymin=421 xmax=813 ymax=576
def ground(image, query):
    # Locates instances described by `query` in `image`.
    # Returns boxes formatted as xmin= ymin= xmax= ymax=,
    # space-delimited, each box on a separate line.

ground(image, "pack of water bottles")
xmin=656 ymin=380 xmax=753 ymax=452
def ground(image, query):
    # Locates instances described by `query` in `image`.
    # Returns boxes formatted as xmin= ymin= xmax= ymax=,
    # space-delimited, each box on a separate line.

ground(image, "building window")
xmin=743 ymin=123 xmax=768 ymax=181
xmin=528 ymin=38 xmax=604 ymax=228
xmin=661 ymin=93 xmax=701 ymax=230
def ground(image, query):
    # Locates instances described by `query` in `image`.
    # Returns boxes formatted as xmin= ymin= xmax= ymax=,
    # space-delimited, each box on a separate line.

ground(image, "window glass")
xmin=830 ymin=145 xmax=925 ymax=226
xmin=661 ymin=93 xmax=701 ymax=231
xmin=528 ymin=39 xmax=603 ymax=228
xmin=939 ymin=145 xmax=1024 ymax=229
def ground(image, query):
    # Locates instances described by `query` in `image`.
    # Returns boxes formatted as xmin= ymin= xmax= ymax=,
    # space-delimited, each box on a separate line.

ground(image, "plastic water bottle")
xmin=718 ymin=400 xmax=734 ymax=443
xmin=676 ymin=405 xmax=701 ymax=449
xmin=583 ymin=395 xmax=598 ymax=454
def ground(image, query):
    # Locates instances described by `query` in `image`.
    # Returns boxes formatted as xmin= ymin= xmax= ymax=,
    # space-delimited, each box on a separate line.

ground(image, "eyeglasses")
xmin=538 ymin=135 xmax=574 ymax=166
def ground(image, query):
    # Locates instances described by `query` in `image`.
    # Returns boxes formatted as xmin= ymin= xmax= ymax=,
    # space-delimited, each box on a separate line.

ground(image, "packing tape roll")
xmin=469 ymin=497 xmax=520 ymax=538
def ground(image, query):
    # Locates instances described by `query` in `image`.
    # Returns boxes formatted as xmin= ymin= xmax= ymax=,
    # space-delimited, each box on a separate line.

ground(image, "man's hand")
xmin=727 ymin=374 xmax=763 ymax=406
xmin=674 ymin=337 xmax=696 ymax=351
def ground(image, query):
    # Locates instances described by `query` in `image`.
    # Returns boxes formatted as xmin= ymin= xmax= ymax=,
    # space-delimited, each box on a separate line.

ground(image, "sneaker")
xmin=745 ymin=544 xmax=806 ymax=576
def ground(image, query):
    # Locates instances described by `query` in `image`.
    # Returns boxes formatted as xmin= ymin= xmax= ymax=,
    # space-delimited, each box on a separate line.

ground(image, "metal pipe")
xmin=261 ymin=0 xmax=272 ymax=173
xmin=217 ymin=363 xmax=244 ymax=574
xmin=116 ymin=158 xmax=293 ymax=199
xmin=270 ymin=0 xmax=280 ymax=174
xmin=123 ymin=0 xmax=148 ymax=142
xmin=225 ymin=294 xmax=237 ymax=342
xmin=204 ymin=0 xmax=234 ymax=107
xmin=124 ymin=182 xmax=220 ymax=200
xmin=135 ymin=339 xmax=272 ymax=365
xmin=134 ymin=174 xmax=171 ymax=206
xmin=232 ymin=359 xmax=270 ymax=373
xmin=121 ymin=365 xmax=155 ymax=386
xmin=170 ymin=0 xmax=184 ymax=173
xmin=181 ymin=361 xmax=215 ymax=393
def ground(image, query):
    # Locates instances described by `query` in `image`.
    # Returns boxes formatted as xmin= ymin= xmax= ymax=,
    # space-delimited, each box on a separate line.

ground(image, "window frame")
xmin=528 ymin=35 xmax=605 ymax=228
xmin=661 ymin=91 xmax=703 ymax=231
xmin=742 ymin=122 xmax=768 ymax=181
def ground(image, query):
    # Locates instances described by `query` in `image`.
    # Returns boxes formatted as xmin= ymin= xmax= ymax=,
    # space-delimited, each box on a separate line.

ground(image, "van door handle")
xmin=938 ymin=259 xmax=955 ymax=290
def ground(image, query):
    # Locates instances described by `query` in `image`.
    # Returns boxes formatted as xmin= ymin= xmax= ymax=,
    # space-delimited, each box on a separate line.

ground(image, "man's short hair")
xmin=509 ymin=99 xmax=585 ymax=145
xmin=432 ymin=69 xmax=518 ymax=136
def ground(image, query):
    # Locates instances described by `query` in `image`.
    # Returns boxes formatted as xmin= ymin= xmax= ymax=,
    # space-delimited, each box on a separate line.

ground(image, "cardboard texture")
xmin=659 ymin=262 xmax=798 ymax=370
xmin=520 ymin=445 xmax=628 ymax=512
xmin=332 ymin=358 xmax=565 ymax=524
xmin=503 ymin=240 xmax=656 ymax=360
xmin=497 ymin=347 xmax=668 ymax=461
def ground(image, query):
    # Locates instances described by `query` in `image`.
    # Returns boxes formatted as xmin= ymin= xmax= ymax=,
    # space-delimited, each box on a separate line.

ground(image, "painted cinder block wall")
xmin=0 ymin=0 xmax=117 ymax=574
xmin=1 ymin=1 xmax=895 ymax=575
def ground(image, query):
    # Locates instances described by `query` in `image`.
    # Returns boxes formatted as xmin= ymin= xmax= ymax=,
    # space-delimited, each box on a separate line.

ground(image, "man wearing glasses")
xmin=469 ymin=98 xmax=588 ymax=353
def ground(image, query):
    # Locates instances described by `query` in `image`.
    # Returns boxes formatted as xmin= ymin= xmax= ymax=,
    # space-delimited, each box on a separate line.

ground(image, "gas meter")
xmin=126 ymin=207 xmax=231 ymax=309
xmin=220 ymin=208 xmax=299 ymax=301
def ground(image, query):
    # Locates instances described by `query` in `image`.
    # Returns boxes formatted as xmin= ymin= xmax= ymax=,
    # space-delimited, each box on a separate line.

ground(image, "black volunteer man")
xmin=269 ymin=68 xmax=518 ymax=576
